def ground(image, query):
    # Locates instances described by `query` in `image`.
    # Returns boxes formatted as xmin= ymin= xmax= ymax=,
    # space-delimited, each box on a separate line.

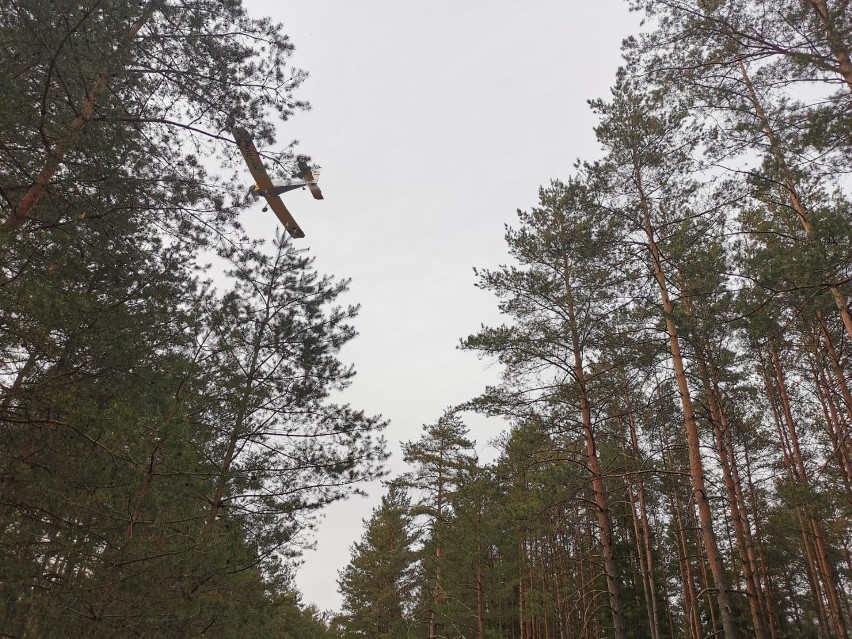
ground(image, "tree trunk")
xmin=636 ymin=171 xmax=740 ymax=638
xmin=430 ymin=470 xmax=445 ymax=639
xmin=475 ymin=542 xmax=485 ymax=639
xmin=626 ymin=406 xmax=663 ymax=639
xmin=671 ymin=483 xmax=702 ymax=639
xmin=806 ymin=0 xmax=852 ymax=92
xmin=626 ymin=475 xmax=656 ymax=639
xmin=816 ymin=312 xmax=852 ymax=420
xmin=742 ymin=441 xmax=782 ymax=639
xmin=695 ymin=352 xmax=769 ymax=639
xmin=738 ymin=58 xmax=852 ymax=343
xmin=762 ymin=345 xmax=849 ymax=638
xmin=562 ymin=255 xmax=628 ymax=639
xmin=3 ymin=5 xmax=160 ymax=230
xmin=808 ymin=340 xmax=852 ymax=495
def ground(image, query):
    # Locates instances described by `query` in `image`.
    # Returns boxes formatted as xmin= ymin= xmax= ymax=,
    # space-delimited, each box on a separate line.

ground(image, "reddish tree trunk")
xmin=636 ymin=176 xmax=740 ymax=638
xmin=562 ymin=256 xmax=628 ymax=639
xmin=3 ymin=6 xmax=159 ymax=230
xmin=738 ymin=59 xmax=852 ymax=343
xmin=806 ymin=0 xmax=852 ymax=93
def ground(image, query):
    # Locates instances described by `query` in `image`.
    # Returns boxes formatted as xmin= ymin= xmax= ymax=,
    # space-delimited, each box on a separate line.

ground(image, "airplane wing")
xmin=266 ymin=193 xmax=305 ymax=239
xmin=233 ymin=127 xmax=274 ymax=191
xmin=233 ymin=127 xmax=305 ymax=237
xmin=298 ymin=159 xmax=324 ymax=200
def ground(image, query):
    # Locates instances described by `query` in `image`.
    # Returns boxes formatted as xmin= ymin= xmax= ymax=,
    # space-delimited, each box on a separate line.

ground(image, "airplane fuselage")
xmin=250 ymin=179 xmax=310 ymax=198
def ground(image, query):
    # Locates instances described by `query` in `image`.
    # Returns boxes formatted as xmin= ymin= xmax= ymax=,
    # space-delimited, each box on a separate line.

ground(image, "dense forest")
xmin=0 ymin=1 xmax=387 ymax=636
xmin=2 ymin=1 xmax=851 ymax=639
xmin=335 ymin=2 xmax=852 ymax=639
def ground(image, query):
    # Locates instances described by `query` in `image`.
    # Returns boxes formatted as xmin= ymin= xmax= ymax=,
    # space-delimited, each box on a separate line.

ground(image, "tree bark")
xmin=806 ymin=0 xmax=852 ymax=93
xmin=635 ymin=167 xmax=740 ymax=638
xmin=562 ymin=255 xmax=628 ymax=639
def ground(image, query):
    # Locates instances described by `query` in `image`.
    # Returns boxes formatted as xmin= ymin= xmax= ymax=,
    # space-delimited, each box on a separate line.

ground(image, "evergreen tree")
xmin=337 ymin=485 xmax=418 ymax=639
xmin=462 ymin=177 xmax=633 ymax=639
xmin=0 ymin=1 xmax=389 ymax=634
xmin=399 ymin=411 xmax=478 ymax=639
xmin=200 ymin=236 xmax=389 ymax=559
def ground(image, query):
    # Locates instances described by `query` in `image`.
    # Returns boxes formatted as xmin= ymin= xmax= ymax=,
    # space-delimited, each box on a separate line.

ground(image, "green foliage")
xmin=0 ymin=1 xmax=387 ymax=636
xmin=337 ymin=485 xmax=419 ymax=639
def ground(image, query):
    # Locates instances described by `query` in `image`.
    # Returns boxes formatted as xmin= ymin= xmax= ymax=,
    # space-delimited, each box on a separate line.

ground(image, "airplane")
xmin=232 ymin=127 xmax=323 ymax=238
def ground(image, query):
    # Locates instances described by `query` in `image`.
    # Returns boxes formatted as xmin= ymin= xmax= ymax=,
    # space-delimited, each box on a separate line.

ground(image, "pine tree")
xmin=1 ymin=0 xmax=308 ymax=232
xmin=1 ymin=1 xmax=389 ymax=634
xmin=462 ymin=177 xmax=634 ymax=639
xmin=337 ymin=485 xmax=418 ymax=639
xmin=200 ymin=236 xmax=389 ymax=555
xmin=591 ymin=78 xmax=744 ymax=638
xmin=399 ymin=411 xmax=478 ymax=639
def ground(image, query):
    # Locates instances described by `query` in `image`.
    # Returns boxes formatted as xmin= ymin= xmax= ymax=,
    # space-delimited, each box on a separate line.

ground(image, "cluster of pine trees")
xmin=335 ymin=2 xmax=852 ymax=639
xmin=1 ymin=1 xmax=387 ymax=636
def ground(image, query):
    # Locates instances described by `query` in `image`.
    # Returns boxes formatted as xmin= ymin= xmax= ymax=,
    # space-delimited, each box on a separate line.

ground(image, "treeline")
xmin=335 ymin=2 xmax=852 ymax=639
xmin=1 ymin=1 xmax=386 ymax=637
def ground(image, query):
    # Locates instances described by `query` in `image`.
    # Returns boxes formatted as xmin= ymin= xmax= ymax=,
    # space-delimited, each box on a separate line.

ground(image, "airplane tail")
xmin=298 ymin=160 xmax=324 ymax=200
xmin=307 ymin=170 xmax=323 ymax=200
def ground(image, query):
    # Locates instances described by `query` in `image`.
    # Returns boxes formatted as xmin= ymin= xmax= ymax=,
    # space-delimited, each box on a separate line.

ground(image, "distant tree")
xmin=337 ymin=484 xmax=419 ymax=639
xmin=272 ymin=588 xmax=337 ymax=639
xmin=462 ymin=177 xmax=632 ymax=639
xmin=399 ymin=411 xmax=478 ymax=639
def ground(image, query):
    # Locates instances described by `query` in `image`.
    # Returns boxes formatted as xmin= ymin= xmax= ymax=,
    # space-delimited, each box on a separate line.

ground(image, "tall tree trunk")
xmin=761 ymin=345 xmax=849 ymax=638
xmin=738 ymin=58 xmax=852 ymax=343
xmin=635 ymin=171 xmax=740 ymax=638
xmin=519 ymin=534 xmax=535 ymax=639
xmin=626 ymin=474 xmax=657 ymax=639
xmin=742 ymin=441 xmax=782 ymax=639
xmin=816 ymin=312 xmax=852 ymax=415
xmin=625 ymin=406 xmax=663 ymax=639
xmin=475 ymin=542 xmax=485 ymax=639
xmin=808 ymin=342 xmax=852 ymax=496
xmin=696 ymin=352 xmax=769 ymax=639
xmin=769 ymin=343 xmax=848 ymax=638
xmin=692 ymin=500 xmax=721 ymax=639
xmin=758 ymin=353 xmax=831 ymax=636
xmin=562 ymin=255 xmax=628 ymax=639
xmin=663 ymin=420 xmax=703 ymax=639
xmin=806 ymin=0 xmax=852 ymax=92
xmin=430 ymin=470 xmax=445 ymax=639
xmin=671 ymin=483 xmax=702 ymax=639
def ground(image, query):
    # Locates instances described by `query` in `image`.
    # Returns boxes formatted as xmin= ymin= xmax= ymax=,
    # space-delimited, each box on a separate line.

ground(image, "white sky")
xmin=242 ymin=0 xmax=640 ymax=612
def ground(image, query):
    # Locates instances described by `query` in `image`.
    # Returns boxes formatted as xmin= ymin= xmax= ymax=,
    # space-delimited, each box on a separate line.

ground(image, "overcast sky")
xmin=242 ymin=0 xmax=640 ymax=612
